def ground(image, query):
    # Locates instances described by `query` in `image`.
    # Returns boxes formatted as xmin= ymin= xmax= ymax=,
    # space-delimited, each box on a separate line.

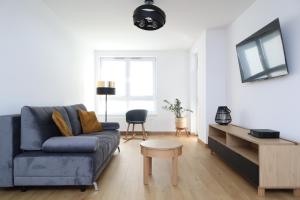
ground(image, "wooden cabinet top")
xmin=210 ymin=124 xmax=296 ymax=145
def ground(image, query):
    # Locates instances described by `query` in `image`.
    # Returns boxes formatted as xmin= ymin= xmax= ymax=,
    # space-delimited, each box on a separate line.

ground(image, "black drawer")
xmin=208 ymin=137 xmax=259 ymax=186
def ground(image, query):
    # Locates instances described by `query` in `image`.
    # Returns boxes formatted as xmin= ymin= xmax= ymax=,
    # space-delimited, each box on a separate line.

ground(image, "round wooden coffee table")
xmin=140 ymin=139 xmax=183 ymax=186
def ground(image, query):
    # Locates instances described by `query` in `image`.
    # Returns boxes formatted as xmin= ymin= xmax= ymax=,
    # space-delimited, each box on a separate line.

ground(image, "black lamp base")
xmin=97 ymin=87 xmax=116 ymax=122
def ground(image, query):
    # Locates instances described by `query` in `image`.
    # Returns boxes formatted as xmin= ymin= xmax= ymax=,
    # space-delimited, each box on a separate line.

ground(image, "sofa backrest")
xmin=21 ymin=106 xmax=72 ymax=151
xmin=64 ymin=104 xmax=86 ymax=135
xmin=20 ymin=104 xmax=87 ymax=151
xmin=0 ymin=115 xmax=21 ymax=187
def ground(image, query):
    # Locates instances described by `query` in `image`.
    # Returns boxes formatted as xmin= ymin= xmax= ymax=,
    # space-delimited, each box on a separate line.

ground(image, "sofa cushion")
xmin=42 ymin=136 xmax=99 ymax=153
xmin=82 ymin=130 xmax=120 ymax=157
xmin=21 ymin=106 xmax=72 ymax=151
xmin=81 ymin=130 xmax=120 ymax=175
xmin=78 ymin=110 xmax=103 ymax=134
xmin=64 ymin=104 xmax=87 ymax=135
xmin=52 ymin=111 xmax=73 ymax=137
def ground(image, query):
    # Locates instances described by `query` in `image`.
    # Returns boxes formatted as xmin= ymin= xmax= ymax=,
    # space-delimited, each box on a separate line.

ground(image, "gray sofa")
xmin=0 ymin=104 xmax=120 ymax=190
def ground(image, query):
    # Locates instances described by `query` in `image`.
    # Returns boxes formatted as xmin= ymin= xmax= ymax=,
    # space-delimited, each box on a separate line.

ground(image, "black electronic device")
xmin=249 ymin=129 xmax=280 ymax=138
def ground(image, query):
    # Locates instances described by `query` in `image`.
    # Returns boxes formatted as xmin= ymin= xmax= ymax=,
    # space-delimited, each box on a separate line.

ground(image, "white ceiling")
xmin=43 ymin=0 xmax=254 ymax=50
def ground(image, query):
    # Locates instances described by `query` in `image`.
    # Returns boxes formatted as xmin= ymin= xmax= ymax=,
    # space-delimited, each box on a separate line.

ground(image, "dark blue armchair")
xmin=124 ymin=109 xmax=148 ymax=141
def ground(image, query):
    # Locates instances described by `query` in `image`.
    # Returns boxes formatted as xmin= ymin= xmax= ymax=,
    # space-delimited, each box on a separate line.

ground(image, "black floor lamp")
xmin=97 ymin=81 xmax=116 ymax=122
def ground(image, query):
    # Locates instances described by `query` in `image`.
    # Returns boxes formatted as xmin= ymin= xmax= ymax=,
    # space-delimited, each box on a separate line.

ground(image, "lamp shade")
xmin=96 ymin=87 xmax=116 ymax=95
xmin=96 ymin=81 xmax=105 ymax=88
xmin=108 ymin=81 xmax=115 ymax=88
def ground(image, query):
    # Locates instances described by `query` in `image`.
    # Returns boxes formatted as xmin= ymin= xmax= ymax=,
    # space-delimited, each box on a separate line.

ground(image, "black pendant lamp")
xmin=133 ymin=0 xmax=166 ymax=31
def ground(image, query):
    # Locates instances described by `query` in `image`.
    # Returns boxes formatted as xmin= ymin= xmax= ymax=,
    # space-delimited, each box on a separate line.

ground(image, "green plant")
xmin=162 ymin=98 xmax=193 ymax=118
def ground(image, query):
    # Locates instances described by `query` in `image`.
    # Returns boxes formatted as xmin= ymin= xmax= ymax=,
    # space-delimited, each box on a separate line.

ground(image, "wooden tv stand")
xmin=208 ymin=124 xmax=300 ymax=196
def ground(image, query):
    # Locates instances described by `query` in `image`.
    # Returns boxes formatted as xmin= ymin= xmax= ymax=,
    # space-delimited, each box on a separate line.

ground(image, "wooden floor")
xmin=0 ymin=135 xmax=298 ymax=200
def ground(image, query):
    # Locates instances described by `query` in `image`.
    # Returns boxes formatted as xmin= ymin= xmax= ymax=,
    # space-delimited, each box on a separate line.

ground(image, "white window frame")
xmin=95 ymin=56 xmax=157 ymax=116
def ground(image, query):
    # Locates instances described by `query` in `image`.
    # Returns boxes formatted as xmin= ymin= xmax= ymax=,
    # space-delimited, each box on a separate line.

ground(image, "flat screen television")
xmin=236 ymin=19 xmax=289 ymax=83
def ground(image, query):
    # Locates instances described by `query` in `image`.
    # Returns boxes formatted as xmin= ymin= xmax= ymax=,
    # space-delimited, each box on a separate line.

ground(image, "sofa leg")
xmin=118 ymin=146 xmax=120 ymax=153
xmin=20 ymin=187 xmax=28 ymax=192
xmin=80 ymin=186 xmax=86 ymax=192
xmin=93 ymin=182 xmax=99 ymax=191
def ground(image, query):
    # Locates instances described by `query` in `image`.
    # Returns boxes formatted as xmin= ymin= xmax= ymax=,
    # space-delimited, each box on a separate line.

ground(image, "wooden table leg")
xmin=172 ymin=156 xmax=178 ymax=186
xmin=257 ymin=187 xmax=265 ymax=197
xmin=143 ymin=156 xmax=150 ymax=185
xmin=149 ymin=157 xmax=152 ymax=175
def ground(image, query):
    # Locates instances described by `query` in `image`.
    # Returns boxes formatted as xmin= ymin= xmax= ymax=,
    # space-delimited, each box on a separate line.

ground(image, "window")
xmin=96 ymin=57 xmax=156 ymax=115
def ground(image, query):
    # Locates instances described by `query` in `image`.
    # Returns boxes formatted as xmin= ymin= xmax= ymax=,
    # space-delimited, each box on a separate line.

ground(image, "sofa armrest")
xmin=101 ymin=122 xmax=120 ymax=130
xmin=42 ymin=136 xmax=99 ymax=153
xmin=0 ymin=115 xmax=21 ymax=187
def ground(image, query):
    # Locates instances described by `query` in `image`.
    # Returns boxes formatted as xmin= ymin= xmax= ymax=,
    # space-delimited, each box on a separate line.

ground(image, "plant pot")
xmin=175 ymin=117 xmax=187 ymax=129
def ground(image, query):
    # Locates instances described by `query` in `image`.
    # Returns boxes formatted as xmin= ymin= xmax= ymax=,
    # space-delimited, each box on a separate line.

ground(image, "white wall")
xmin=0 ymin=0 xmax=85 ymax=115
xmin=191 ymin=29 xmax=227 ymax=143
xmin=191 ymin=32 xmax=207 ymax=142
xmin=188 ymin=52 xmax=198 ymax=134
xmin=206 ymin=29 xmax=227 ymax=129
xmin=225 ymin=0 xmax=300 ymax=141
xmin=85 ymin=51 xmax=190 ymax=132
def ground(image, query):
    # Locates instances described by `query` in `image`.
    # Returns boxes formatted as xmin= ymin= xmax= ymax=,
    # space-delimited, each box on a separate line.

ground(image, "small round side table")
xmin=140 ymin=139 xmax=183 ymax=186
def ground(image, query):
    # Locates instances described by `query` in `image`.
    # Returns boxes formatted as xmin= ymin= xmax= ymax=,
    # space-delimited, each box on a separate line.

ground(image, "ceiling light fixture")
xmin=133 ymin=0 xmax=166 ymax=31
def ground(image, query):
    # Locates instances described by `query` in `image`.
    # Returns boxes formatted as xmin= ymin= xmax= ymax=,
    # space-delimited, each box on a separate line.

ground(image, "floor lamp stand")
xmin=105 ymin=94 xmax=108 ymax=122
xmin=96 ymin=86 xmax=115 ymax=123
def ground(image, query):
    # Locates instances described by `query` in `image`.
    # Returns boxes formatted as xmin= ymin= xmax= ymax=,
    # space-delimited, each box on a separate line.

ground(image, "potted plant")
xmin=162 ymin=98 xmax=193 ymax=129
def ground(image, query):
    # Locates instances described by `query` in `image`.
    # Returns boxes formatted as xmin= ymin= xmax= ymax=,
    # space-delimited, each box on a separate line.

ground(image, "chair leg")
xmin=132 ymin=124 xmax=135 ymax=138
xmin=125 ymin=123 xmax=130 ymax=140
xmin=144 ymin=124 xmax=148 ymax=138
xmin=20 ymin=187 xmax=28 ymax=192
xmin=142 ymin=123 xmax=146 ymax=140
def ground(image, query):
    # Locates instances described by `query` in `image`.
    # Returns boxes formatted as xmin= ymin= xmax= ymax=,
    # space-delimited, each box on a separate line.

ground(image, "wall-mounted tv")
xmin=236 ymin=19 xmax=289 ymax=83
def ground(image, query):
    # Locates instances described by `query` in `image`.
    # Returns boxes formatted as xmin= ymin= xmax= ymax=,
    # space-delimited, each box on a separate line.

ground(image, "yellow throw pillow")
xmin=78 ymin=110 xmax=103 ymax=134
xmin=52 ymin=111 xmax=73 ymax=137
